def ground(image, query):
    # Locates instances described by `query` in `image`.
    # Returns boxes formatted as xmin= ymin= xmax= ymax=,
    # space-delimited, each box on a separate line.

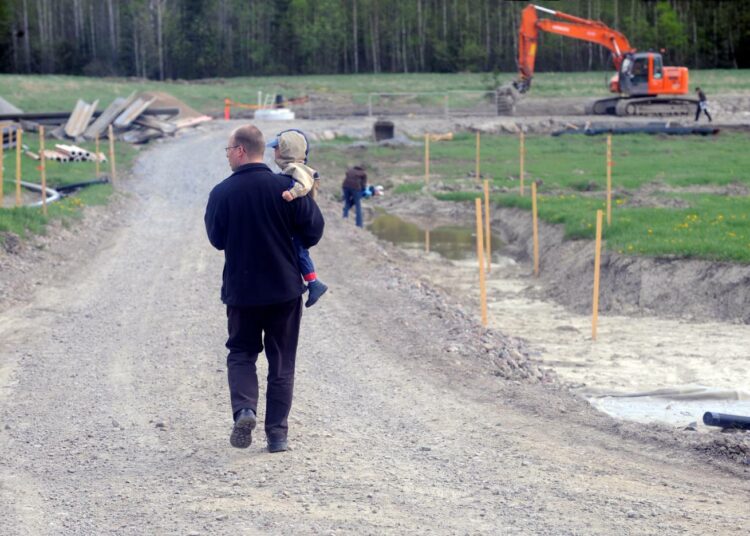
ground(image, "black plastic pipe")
xmin=54 ymin=178 xmax=110 ymax=194
xmin=0 ymin=108 xmax=179 ymax=121
xmin=703 ymin=412 xmax=750 ymax=430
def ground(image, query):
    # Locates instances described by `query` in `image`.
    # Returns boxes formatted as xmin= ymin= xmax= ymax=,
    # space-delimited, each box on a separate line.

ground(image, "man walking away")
xmin=342 ymin=165 xmax=367 ymax=228
xmin=205 ymin=125 xmax=324 ymax=453
xmin=695 ymin=87 xmax=712 ymax=122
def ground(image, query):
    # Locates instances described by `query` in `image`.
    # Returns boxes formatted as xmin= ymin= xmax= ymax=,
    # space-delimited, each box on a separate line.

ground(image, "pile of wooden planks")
xmin=0 ymin=91 xmax=212 ymax=145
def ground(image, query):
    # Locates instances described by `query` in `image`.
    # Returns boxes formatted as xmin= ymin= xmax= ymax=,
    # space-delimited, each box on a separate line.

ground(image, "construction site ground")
xmin=1 ymin=116 xmax=749 ymax=535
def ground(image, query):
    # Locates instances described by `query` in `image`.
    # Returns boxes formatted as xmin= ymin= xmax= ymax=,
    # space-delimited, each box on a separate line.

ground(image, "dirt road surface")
xmin=1 ymin=121 xmax=749 ymax=535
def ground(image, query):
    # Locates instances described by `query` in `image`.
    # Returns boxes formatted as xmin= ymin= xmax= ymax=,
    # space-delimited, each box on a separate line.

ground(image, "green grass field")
xmin=315 ymin=131 xmax=750 ymax=263
xmin=1 ymin=69 xmax=748 ymax=116
xmin=2 ymin=71 xmax=749 ymax=258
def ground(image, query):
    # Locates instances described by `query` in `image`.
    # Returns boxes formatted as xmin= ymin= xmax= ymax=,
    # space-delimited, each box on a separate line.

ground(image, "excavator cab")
xmin=617 ymin=52 xmax=688 ymax=97
xmin=618 ymin=53 xmax=652 ymax=96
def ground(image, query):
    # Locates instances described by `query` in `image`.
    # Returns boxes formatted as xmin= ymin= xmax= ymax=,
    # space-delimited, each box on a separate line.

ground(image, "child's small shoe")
xmin=305 ymin=280 xmax=328 ymax=308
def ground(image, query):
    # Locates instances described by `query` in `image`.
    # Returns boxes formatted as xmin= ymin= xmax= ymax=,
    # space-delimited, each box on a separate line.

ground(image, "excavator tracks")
xmin=615 ymin=97 xmax=698 ymax=116
xmin=586 ymin=97 xmax=698 ymax=117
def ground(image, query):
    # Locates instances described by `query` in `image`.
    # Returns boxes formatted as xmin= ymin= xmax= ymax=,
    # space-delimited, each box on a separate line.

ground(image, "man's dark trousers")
xmin=342 ymin=187 xmax=363 ymax=227
xmin=226 ymin=297 xmax=302 ymax=442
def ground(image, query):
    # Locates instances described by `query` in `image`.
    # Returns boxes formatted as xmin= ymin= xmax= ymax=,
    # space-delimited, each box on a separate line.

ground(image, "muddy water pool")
xmin=368 ymin=212 xmax=505 ymax=262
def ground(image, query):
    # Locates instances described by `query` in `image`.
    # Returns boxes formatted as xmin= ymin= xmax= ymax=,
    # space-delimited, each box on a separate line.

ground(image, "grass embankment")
xmin=0 ymin=132 xmax=137 ymax=240
xmin=316 ymin=132 xmax=750 ymax=263
xmin=1 ymin=69 xmax=748 ymax=116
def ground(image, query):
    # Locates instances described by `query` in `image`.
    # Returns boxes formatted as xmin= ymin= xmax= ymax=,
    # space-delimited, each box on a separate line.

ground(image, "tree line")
xmin=0 ymin=1 xmax=747 ymax=81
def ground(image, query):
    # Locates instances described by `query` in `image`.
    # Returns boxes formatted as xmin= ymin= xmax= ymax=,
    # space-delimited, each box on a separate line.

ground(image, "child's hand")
xmin=282 ymin=190 xmax=294 ymax=202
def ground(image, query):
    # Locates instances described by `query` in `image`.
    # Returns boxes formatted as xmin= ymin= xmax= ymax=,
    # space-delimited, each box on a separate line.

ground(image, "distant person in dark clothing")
xmin=695 ymin=87 xmax=712 ymax=122
xmin=342 ymin=165 xmax=367 ymax=228
xmin=205 ymin=124 xmax=324 ymax=453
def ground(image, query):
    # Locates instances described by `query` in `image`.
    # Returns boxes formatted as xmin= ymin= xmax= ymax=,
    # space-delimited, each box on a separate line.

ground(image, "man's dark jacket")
xmin=342 ymin=166 xmax=367 ymax=190
xmin=205 ymin=163 xmax=324 ymax=306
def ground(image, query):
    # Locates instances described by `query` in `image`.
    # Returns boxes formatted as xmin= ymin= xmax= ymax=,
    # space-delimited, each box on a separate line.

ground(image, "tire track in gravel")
xmin=0 ymin=121 xmax=748 ymax=535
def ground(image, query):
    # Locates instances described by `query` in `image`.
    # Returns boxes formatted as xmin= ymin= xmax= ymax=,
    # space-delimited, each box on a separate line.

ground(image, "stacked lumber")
xmin=0 ymin=91 xmax=212 ymax=145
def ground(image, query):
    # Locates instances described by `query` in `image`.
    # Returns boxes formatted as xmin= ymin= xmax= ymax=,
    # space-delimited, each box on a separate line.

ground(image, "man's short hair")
xmin=232 ymin=125 xmax=265 ymax=158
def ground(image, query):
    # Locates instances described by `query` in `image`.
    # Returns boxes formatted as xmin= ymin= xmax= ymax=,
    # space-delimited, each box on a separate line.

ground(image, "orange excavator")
xmin=514 ymin=4 xmax=696 ymax=116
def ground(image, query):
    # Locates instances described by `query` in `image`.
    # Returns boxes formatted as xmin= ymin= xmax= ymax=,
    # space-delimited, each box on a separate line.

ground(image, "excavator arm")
xmin=516 ymin=4 xmax=633 ymax=93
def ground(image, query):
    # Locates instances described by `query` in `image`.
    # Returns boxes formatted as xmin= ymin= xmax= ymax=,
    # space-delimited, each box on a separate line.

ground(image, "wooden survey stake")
xmin=483 ymin=179 xmax=491 ymax=272
xmin=475 ymin=131 xmax=480 ymax=182
xmin=40 ymin=126 xmax=47 ymax=215
xmin=519 ymin=130 xmax=525 ymax=195
xmin=108 ymin=125 xmax=117 ymax=185
xmin=606 ymin=134 xmax=612 ymax=226
xmin=95 ymin=134 xmax=100 ymax=177
xmin=475 ymin=198 xmax=488 ymax=327
xmin=15 ymin=129 xmax=22 ymax=206
xmin=0 ymin=133 xmax=4 ymax=207
xmin=424 ymin=133 xmax=430 ymax=185
xmin=592 ymin=209 xmax=604 ymax=340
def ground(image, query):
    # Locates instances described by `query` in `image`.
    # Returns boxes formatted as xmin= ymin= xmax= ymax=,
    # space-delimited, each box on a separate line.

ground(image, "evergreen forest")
xmin=0 ymin=0 xmax=748 ymax=80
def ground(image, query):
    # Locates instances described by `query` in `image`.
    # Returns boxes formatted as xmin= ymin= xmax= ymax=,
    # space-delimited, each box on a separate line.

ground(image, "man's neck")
xmin=234 ymin=158 xmax=264 ymax=171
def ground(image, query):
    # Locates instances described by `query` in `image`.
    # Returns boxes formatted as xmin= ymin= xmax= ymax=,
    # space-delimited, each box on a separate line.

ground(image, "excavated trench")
xmin=366 ymin=199 xmax=750 ymax=430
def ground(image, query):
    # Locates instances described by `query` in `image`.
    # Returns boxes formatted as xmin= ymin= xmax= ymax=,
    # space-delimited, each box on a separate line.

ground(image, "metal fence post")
xmin=368 ymin=94 xmax=373 ymax=117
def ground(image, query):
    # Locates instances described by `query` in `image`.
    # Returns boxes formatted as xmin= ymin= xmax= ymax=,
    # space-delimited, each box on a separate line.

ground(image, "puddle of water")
xmin=588 ymin=395 xmax=750 ymax=430
xmin=367 ymin=211 xmax=750 ymax=430
xmin=368 ymin=212 xmax=504 ymax=262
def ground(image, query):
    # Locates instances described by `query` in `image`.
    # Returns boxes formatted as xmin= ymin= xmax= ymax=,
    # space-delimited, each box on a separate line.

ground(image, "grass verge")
xmin=1 ymin=132 xmax=138 ymax=243
xmin=316 ymin=131 xmax=750 ymax=263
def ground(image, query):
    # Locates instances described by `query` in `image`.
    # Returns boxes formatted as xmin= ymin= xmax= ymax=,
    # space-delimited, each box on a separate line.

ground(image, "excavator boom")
xmin=518 ymin=4 xmax=632 ymax=91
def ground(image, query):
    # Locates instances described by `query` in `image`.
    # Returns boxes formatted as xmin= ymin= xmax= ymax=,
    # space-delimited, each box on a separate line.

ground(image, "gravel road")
xmin=1 ymin=121 xmax=749 ymax=535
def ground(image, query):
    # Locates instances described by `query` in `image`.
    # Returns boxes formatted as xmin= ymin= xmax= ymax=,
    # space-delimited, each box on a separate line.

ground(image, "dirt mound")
xmin=137 ymin=90 xmax=204 ymax=120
